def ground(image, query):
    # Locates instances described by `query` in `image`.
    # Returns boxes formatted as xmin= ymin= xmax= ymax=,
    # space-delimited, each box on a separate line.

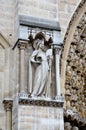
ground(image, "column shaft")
xmin=55 ymin=53 xmax=60 ymax=96
xmin=6 ymin=109 xmax=12 ymax=130
xmin=20 ymin=49 xmax=25 ymax=92
xmin=18 ymin=42 xmax=27 ymax=93
xmin=18 ymin=41 xmax=28 ymax=99
xmin=54 ymin=46 xmax=61 ymax=97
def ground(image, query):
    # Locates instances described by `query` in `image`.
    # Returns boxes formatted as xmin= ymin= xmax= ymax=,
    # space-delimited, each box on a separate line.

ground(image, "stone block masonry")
xmin=0 ymin=0 xmax=81 ymax=44
xmin=18 ymin=0 xmax=58 ymax=21
xmin=0 ymin=0 xmax=14 ymax=43
xmin=18 ymin=105 xmax=64 ymax=130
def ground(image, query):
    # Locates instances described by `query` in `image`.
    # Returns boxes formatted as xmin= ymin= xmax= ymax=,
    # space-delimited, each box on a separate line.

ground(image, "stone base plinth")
xmin=18 ymin=105 xmax=64 ymax=130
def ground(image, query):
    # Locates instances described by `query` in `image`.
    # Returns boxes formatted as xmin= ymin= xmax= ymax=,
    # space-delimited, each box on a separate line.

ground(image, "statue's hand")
xmin=31 ymin=56 xmax=41 ymax=64
xmin=36 ymin=56 xmax=42 ymax=62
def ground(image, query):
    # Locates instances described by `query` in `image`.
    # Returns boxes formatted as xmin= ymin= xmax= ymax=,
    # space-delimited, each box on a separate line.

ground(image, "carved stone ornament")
xmin=19 ymin=97 xmax=64 ymax=107
xmin=3 ymin=99 xmax=13 ymax=111
xmin=53 ymin=45 xmax=62 ymax=55
xmin=17 ymin=40 xmax=28 ymax=50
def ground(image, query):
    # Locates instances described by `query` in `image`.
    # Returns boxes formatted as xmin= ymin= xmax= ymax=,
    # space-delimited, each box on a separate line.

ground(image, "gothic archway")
xmin=61 ymin=0 xmax=86 ymax=129
xmin=61 ymin=0 xmax=86 ymax=95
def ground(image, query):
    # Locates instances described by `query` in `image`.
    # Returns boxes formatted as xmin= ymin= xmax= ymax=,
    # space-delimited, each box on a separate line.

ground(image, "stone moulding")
xmin=19 ymin=15 xmax=61 ymax=31
xmin=18 ymin=97 xmax=64 ymax=107
xmin=12 ymin=38 xmax=29 ymax=50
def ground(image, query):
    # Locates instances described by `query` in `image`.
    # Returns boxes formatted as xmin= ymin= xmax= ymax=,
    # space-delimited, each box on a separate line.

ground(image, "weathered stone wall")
xmin=0 ymin=110 xmax=6 ymax=130
xmin=0 ymin=0 xmax=82 ymax=44
xmin=0 ymin=34 xmax=11 ymax=130
xmin=0 ymin=0 xmax=14 ymax=43
xmin=18 ymin=0 xmax=59 ymax=21
xmin=18 ymin=0 xmax=81 ymax=40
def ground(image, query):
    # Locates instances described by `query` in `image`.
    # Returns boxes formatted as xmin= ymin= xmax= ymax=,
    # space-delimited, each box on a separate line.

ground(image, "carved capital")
xmin=3 ymin=99 xmax=13 ymax=111
xmin=17 ymin=40 xmax=28 ymax=50
xmin=53 ymin=45 xmax=62 ymax=55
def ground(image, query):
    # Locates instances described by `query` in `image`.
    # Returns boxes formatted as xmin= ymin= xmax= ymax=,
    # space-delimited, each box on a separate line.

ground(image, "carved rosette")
xmin=3 ymin=100 xmax=13 ymax=111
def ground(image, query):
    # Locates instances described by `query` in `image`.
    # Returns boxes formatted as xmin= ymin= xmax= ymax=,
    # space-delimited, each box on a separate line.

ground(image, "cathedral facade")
xmin=0 ymin=0 xmax=86 ymax=130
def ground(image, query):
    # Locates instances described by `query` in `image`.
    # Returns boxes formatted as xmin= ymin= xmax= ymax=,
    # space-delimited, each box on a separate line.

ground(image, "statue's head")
xmin=33 ymin=32 xmax=45 ymax=50
xmin=35 ymin=32 xmax=46 ymax=41
xmin=28 ymin=31 xmax=53 ymax=49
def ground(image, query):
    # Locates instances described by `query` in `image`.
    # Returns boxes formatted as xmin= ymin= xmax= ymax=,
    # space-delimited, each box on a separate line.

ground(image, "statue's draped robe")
xmin=29 ymin=49 xmax=48 ymax=96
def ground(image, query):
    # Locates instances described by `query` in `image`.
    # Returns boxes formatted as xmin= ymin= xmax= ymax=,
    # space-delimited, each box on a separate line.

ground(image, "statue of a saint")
xmin=28 ymin=33 xmax=52 ymax=97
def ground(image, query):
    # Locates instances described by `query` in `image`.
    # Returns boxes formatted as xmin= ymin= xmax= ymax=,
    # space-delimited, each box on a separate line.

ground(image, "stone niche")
xmin=13 ymin=24 xmax=64 ymax=130
xmin=16 ymin=25 xmax=63 ymax=99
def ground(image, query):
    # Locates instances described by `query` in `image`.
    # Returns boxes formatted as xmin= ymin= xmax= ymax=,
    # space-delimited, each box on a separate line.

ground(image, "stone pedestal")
xmin=18 ymin=98 xmax=64 ymax=130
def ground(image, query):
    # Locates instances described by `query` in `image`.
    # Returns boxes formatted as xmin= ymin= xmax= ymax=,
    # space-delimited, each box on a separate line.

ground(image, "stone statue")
xmin=28 ymin=32 xmax=52 ymax=97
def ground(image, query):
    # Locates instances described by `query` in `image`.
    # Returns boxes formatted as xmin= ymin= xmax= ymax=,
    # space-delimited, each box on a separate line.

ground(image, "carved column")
xmin=3 ymin=100 xmax=13 ymax=130
xmin=53 ymin=45 xmax=61 ymax=98
xmin=18 ymin=40 xmax=28 ymax=98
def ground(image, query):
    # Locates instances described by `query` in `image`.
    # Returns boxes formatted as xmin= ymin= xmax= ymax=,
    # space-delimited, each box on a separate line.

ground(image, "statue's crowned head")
xmin=35 ymin=32 xmax=46 ymax=41
xmin=28 ymin=31 xmax=53 ymax=49
xmin=33 ymin=32 xmax=46 ymax=49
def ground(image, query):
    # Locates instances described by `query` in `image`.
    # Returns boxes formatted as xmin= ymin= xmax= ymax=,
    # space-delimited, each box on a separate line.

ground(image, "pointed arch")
xmin=61 ymin=0 xmax=86 ymax=94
